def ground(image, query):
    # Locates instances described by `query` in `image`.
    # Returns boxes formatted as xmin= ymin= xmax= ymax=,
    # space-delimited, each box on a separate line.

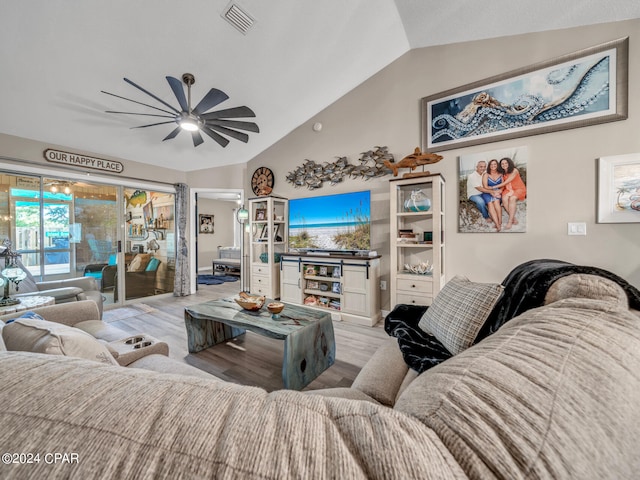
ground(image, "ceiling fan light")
xmin=180 ymin=119 xmax=199 ymax=131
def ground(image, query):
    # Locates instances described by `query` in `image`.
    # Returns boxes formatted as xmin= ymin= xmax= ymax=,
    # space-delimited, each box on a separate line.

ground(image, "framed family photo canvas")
xmin=597 ymin=153 xmax=640 ymax=223
xmin=422 ymin=37 xmax=628 ymax=152
xmin=459 ymin=146 xmax=528 ymax=233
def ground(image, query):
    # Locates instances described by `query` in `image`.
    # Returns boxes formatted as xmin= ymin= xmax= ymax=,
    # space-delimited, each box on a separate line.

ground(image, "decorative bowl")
xmin=267 ymin=302 xmax=285 ymax=315
xmin=234 ymin=293 xmax=266 ymax=311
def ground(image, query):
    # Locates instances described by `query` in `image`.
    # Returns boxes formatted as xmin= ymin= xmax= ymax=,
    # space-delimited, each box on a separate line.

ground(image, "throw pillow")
xmin=128 ymin=253 xmax=151 ymax=272
xmin=2 ymin=318 xmax=119 ymax=365
xmin=418 ymin=275 xmax=503 ymax=355
xmin=145 ymin=257 xmax=161 ymax=272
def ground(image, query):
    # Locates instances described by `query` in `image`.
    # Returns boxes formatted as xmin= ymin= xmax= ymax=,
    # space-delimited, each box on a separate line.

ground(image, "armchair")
xmin=114 ymin=254 xmax=161 ymax=302
xmin=83 ymin=254 xmax=117 ymax=292
xmin=15 ymin=260 xmax=104 ymax=318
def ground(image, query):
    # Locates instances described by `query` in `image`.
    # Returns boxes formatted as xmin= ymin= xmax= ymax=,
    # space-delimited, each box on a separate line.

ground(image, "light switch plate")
xmin=568 ymin=222 xmax=587 ymax=235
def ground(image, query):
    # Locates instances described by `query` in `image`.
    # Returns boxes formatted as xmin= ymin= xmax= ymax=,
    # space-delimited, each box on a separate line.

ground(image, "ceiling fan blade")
xmin=206 ymin=124 xmax=249 ymax=143
xmin=105 ymin=111 xmax=175 ymax=119
xmin=166 ymin=76 xmax=189 ymax=112
xmin=206 ymin=119 xmax=259 ymax=133
xmin=163 ymin=127 xmax=181 ymax=141
xmin=202 ymin=126 xmax=230 ymax=147
xmin=201 ymin=106 xmax=256 ymax=120
xmin=123 ymin=78 xmax=181 ymax=114
xmin=192 ymin=130 xmax=204 ymax=147
xmin=193 ymin=88 xmax=229 ymax=116
xmin=131 ymin=120 xmax=177 ymax=129
xmin=102 ymin=90 xmax=176 ymax=116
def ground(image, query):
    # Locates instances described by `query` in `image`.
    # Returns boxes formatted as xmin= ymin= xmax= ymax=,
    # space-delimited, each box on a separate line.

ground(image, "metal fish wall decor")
xmin=285 ymin=146 xmax=395 ymax=190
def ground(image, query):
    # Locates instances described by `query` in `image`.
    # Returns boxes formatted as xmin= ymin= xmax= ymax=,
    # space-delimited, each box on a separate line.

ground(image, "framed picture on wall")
xmin=422 ymin=37 xmax=628 ymax=152
xmin=458 ymin=146 xmax=528 ymax=233
xmin=597 ymin=153 xmax=640 ymax=223
xmin=199 ymin=214 xmax=214 ymax=234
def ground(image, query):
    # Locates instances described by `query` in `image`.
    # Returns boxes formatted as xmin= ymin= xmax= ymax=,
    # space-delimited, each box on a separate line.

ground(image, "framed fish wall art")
xmin=421 ymin=37 xmax=628 ymax=152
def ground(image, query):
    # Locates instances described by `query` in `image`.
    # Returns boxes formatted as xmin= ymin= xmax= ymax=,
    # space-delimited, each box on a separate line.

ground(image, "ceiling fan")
xmin=102 ymin=73 xmax=259 ymax=148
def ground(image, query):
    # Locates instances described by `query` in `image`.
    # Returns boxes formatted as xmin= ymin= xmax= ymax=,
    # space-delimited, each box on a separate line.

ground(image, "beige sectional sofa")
xmin=0 ymin=300 xmax=211 ymax=378
xmin=1 ymin=273 xmax=639 ymax=479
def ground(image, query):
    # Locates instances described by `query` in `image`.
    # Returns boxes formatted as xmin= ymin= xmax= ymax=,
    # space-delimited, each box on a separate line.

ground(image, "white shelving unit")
xmin=248 ymin=195 xmax=288 ymax=299
xmin=390 ymin=174 xmax=445 ymax=307
xmin=280 ymin=253 xmax=381 ymax=327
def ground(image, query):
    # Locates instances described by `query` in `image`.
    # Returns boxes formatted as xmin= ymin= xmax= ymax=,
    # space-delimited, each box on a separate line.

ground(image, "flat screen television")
xmin=288 ymin=190 xmax=371 ymax=253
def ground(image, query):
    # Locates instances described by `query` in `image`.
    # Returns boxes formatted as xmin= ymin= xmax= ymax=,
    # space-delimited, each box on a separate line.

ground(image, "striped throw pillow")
xmin=418 ymin=275 xmax=503 ymax=355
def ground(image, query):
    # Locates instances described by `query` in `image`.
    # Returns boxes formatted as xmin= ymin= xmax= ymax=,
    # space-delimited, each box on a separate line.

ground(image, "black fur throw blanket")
xmin=385 ymin=259 xmax=640 ymax=374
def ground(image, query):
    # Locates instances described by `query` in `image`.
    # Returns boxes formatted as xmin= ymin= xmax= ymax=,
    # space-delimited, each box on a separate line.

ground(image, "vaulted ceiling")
xmin=2 ymin=1 xmax=639 ymax=172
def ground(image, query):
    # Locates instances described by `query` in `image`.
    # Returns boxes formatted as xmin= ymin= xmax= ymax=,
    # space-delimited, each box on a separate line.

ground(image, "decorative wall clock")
xmin=251 ymin=167 xmax=274 ymax=196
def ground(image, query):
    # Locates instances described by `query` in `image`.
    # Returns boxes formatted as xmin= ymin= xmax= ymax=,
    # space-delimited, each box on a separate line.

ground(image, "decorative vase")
xmin=404 ymin=189 xmax=431 ymax=212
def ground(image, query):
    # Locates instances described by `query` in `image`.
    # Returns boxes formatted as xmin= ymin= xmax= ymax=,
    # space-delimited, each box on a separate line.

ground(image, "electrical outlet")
xmin=379 ymin=280 xmax=387 ymax=290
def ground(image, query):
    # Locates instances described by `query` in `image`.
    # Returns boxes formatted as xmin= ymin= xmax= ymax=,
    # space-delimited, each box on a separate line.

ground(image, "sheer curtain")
xmin=173 ymin=183 xmax=190 ymax=296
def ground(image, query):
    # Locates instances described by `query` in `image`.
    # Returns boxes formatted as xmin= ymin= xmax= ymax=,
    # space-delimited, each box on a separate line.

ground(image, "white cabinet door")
xmin=280 ymin=261 xmax=302 ymax=304
xmin=342 ymin=264 xmax=369 ymax=316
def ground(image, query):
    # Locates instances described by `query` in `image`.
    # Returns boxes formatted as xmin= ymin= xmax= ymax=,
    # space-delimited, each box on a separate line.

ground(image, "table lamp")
xmin=0 ymin=239 xmax=27 ymax=306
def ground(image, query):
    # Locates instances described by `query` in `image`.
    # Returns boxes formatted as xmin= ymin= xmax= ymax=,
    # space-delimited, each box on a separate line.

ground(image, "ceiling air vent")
xmin=221 ymin=2 xmax=255 ymax=34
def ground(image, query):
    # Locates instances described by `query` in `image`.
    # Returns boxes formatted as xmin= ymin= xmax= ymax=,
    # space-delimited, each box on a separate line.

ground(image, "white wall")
xmin=196 ymin=198 xmax=236 ymax=271
xmin=246 ymin=19 xmax=640 ymax=310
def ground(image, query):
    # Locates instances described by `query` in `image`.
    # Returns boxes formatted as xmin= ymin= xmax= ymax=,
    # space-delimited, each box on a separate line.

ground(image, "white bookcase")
xmin=390 ymin=174 xmax=445 ymax=307
xmin=280 ymin=253 xmax=381 ymax=327
xmin=248 ymin=195 xmax=288 ymax=299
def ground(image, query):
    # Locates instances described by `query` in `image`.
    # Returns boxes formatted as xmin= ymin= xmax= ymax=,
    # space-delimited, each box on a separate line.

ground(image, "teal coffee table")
xmin=184 ymin=297 xmax=335 ymax=390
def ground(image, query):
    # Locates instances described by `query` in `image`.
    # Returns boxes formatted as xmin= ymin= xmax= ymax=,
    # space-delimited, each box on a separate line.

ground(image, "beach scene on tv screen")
xmin=289 ymin=191 xmax=371 ymax=251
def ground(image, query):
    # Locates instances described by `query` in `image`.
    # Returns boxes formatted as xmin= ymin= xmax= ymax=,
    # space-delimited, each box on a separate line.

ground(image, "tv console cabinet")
xmin=280 ymin=253 xmax=381 ymax=327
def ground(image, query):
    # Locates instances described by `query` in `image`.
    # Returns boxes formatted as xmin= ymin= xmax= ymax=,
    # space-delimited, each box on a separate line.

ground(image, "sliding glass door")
xmin=120 ymin=188 xmax=175 ymax=302
xmin=0 ymin=170 xmax=176 ymax=307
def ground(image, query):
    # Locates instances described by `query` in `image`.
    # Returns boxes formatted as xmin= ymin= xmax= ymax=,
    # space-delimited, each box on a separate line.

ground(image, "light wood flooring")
xmin=103 ymin=281 xmax=390 ymax=392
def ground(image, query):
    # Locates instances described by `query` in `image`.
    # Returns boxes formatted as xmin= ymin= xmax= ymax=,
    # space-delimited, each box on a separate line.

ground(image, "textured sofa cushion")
xmin=74 ymin=319 xmax=133 ymax=342
xmin=2 ymin=318 xmax=118 ymax=365
xmin=418 ymin=275 xmax=503 ymax=355
xmin=545 ymin=273 xmax=629 ymax=308
xmin=397 ymin=298 xmax=640 ymax=479
xmin=0 ymin=352 xmax=468 ymax=479
xmin=350 ymin=338 xmax=409 ymax=406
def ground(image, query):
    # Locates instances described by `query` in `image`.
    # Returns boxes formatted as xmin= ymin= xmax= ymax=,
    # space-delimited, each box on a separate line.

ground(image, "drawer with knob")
xmin=397 ymin=277 xmax=432 ymax=294
xmin=396 ymin=293 xmax=433 ymax=306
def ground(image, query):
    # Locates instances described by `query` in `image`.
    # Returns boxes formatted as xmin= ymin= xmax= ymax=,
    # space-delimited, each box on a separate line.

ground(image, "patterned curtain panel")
xmin=173 ymin=183 xmax=190 ymax=296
